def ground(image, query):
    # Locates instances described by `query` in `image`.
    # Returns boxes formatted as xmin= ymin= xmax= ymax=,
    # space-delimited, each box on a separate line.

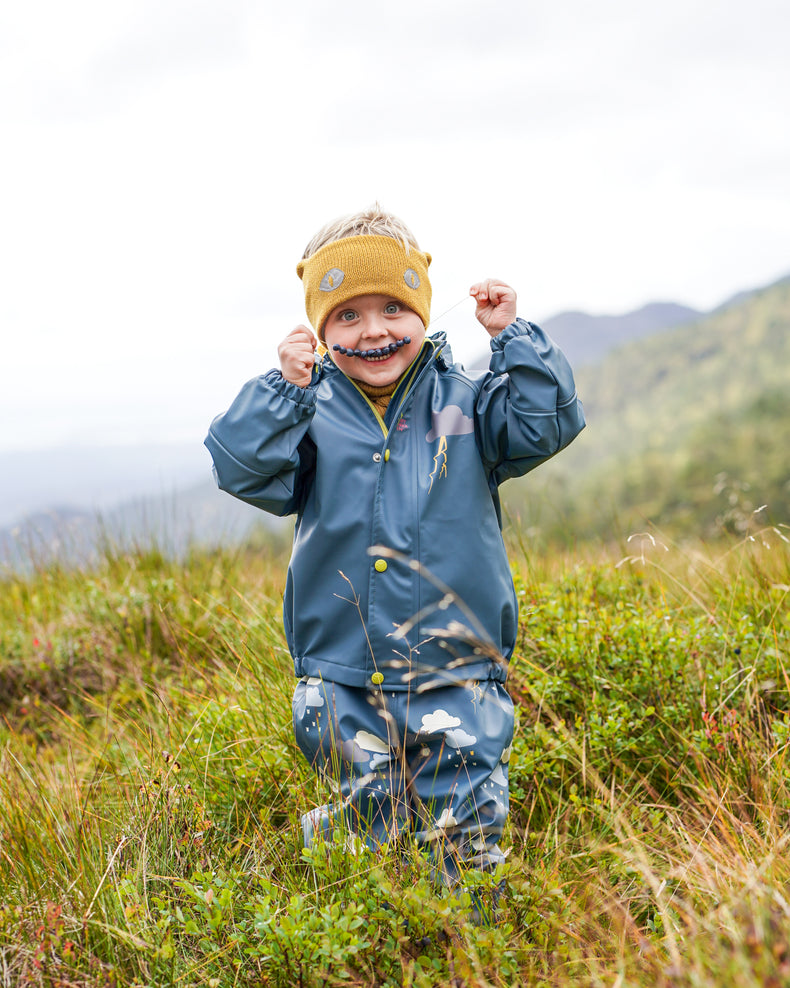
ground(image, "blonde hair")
xmin=302 ymin=202 xmax=420 ymax=259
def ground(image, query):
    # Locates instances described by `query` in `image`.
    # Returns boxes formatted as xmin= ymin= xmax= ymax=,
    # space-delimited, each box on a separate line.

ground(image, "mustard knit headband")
xmin=296 ymin=235 xmax=432 ymax=337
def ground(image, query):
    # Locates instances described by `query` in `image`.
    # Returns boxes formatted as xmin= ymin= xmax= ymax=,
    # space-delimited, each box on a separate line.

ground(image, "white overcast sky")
xmin=1 ymin=0 xmax=789 ymax=454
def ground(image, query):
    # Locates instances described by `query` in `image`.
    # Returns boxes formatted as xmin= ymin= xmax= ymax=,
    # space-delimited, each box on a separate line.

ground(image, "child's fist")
xmin=469 ymin=280 xmax=517 ymax=337
xmin=278 ymin=326 xmax=317 ymax=387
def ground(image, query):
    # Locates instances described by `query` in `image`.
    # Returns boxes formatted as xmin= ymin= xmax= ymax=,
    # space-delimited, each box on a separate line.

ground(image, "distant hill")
xmin=0 ymin=477 xmax=287 ymax=572
xmin=0 ymin=443 xmax=209 ymax=528
xmin=542 ymin=301 xmax=702 ymax=367
xmin=467 ymin=299 xmax=703 ymax=370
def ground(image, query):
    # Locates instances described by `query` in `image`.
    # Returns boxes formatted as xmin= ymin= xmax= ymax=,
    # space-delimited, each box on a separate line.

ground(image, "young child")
xmin=205 ymin=205 xmax=585 ymax=888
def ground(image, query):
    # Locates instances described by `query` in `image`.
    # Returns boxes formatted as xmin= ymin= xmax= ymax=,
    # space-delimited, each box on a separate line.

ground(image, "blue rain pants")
xmin=293 ymin=677 xmax=514 ymax=881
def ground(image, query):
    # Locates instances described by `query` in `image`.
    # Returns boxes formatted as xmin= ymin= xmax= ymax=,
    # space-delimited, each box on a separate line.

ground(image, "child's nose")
xmin=360 ymin=315 xmax=388 ymax=338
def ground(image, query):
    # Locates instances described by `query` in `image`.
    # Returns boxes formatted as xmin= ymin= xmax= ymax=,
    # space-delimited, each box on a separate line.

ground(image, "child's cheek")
xmin=404 ymin=331 xmax=425 ymax=363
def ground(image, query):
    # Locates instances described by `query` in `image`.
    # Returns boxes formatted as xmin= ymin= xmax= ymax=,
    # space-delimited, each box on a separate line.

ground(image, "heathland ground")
xmin=1 ymin=524 xmax=789 ymax=986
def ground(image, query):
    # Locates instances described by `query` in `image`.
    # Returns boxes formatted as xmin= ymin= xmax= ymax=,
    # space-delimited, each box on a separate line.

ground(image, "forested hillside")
xmin=509 ymin=276 xmax=790 ymax=543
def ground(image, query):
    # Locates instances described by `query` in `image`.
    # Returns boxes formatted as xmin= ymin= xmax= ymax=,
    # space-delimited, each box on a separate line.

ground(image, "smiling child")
xmin=204 ymin=205 xmax=585 ymax=910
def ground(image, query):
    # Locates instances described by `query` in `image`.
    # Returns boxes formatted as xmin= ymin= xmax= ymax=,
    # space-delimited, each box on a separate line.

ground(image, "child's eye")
xmin=338 ymin=309 xmax=357 ymax=322
xmin=384 ymin=302 xmax=401 ymax=315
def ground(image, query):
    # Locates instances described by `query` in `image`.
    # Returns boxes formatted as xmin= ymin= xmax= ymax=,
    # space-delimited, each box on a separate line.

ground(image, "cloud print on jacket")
xmin=426 ymin=404 xmax=474 ymax=442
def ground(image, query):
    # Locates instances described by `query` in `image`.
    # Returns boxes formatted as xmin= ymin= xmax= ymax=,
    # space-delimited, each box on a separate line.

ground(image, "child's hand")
xmin=278 ymin=326 xmax=317 ymax=387
xmin=469 ymin=280 xmax=517 ymax=337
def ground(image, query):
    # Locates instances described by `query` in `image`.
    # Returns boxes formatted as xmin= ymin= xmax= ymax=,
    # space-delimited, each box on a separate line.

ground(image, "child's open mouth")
xmin=333 ymin=337 xmax=411 ymax=360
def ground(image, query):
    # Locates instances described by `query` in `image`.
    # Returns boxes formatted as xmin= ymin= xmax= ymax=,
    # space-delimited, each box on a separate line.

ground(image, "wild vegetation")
xmin=1 ymin=513 xmax=789 ymax=986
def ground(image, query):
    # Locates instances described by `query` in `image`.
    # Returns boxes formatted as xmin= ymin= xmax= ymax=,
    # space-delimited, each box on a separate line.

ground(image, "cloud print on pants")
xmin=445 ymin=728 xmax=478 ymax=749
xmin=426 ymin=404 xmax=474 ymax=442
xmin=341 ymin=730 xmax=390 ymax=763
xmin=353 ymin=731 xmax=390 ymax=753
xmin=419 ymin=709 xmax=462 ymax=733
xmin=304 ymin=685 xmax=325 ymax=707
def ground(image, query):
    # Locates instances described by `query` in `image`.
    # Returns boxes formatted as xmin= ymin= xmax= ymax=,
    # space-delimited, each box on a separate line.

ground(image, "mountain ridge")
xmin=542 ymin=300 xmax=702 ymax=367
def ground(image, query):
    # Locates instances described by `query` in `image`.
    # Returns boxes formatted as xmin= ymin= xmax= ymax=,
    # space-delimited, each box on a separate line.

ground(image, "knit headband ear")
xmin=296 ymin=235 xmax=432 ymax=337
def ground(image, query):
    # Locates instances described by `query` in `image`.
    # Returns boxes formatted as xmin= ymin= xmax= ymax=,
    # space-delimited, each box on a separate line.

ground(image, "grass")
xmin=1 ymin=525 xmax=789 ymax=986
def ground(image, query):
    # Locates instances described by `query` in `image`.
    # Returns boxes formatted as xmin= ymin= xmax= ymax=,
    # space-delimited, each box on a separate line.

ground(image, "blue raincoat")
xmin=205 ymin=319 xmax=585 ymax=692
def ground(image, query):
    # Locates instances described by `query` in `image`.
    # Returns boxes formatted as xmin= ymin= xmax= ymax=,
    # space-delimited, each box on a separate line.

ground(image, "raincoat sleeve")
xmin=204 ymin=369 xmax=317 ymax=516
xmin=474 ymin=318 xmax=585 ymax=486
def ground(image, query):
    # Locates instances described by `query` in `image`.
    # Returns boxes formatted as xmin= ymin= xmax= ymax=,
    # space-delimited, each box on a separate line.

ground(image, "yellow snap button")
xmin=384 ymin=449 xmax=390 ymax=461
xmin=371 ymin=672 xmax=384 ymax=685
xmin=374 ymin=559 xmax=388 ymax=572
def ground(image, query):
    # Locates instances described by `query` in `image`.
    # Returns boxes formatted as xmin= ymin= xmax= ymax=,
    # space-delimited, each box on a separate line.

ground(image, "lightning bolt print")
xmin=469 ymin=681 xmax=485 ymax=708
xmin=427 ymin=435 xmax=448 ymax=493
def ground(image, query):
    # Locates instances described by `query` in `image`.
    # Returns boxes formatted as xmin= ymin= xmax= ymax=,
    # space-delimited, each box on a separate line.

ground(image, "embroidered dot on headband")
xmin=320 ymin=268 xmax=345 ymax=292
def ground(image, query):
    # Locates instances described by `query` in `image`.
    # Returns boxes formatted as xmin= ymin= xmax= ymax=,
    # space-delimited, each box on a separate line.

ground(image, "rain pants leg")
xmin=293 ymin=677 xmax=514 ymax=880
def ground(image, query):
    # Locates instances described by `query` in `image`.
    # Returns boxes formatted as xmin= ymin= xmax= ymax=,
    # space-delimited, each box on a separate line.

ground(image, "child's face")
xmin=323 ymin=294 xmax=426 ymax=386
